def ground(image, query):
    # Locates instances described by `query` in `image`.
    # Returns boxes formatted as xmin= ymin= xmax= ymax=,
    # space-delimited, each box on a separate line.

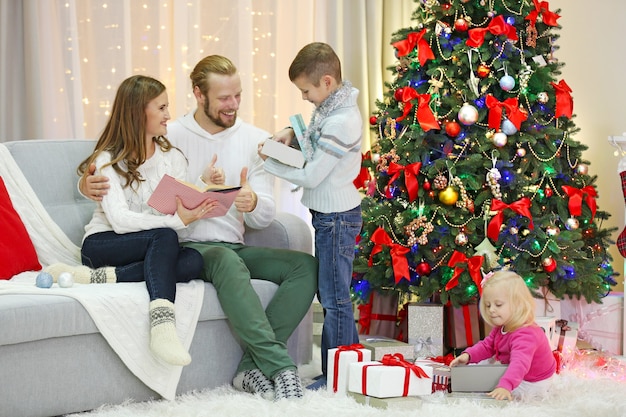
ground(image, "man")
xmin=82 ymin=55 xmax=318 ymax=400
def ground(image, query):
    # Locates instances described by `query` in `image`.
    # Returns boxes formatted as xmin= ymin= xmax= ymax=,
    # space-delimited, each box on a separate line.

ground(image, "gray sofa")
xmin=0 ymin=139 xmax=313 ymax=417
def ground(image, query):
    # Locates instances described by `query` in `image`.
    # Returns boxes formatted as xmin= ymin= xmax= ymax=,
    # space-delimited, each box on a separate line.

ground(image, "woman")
xmin=46 ymin=75 xmax=218 ymax=366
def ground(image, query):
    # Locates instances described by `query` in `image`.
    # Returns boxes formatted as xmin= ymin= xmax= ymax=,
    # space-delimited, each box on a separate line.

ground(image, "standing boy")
xmin=261 ymin=42 xmax=363 ymax=388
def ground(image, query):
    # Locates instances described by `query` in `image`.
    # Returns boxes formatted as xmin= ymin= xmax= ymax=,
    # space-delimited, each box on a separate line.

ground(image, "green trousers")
xmin=183 ymin=241 xmax=318 ymax=378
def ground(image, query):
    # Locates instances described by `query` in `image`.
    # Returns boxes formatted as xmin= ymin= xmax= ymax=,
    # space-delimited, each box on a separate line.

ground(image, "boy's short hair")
xmin=479 ymin=270 xmax=536 ymax=331
xmin=288 ymin=42 xmax=342 ymax=86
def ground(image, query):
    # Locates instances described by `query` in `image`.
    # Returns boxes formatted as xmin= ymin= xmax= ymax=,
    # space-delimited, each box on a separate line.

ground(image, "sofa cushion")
xmin=0 ymin=177 xmax=41 ymax=279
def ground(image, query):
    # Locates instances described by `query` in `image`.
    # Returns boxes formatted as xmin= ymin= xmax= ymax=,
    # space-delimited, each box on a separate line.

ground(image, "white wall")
xmin=550 ymin=0 xmax=625 ymax=292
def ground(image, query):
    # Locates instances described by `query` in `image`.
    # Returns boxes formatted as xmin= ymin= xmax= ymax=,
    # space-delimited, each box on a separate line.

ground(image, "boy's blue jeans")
xmin=311 ymin=205 xmax=362 ymax=376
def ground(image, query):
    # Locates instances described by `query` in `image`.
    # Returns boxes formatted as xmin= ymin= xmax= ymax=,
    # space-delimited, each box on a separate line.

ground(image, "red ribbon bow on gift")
xmin=466 ymin=15 xmax=518 ymax=48
xmin=525 ymin=0 xmax=561 ymax=26
xmin=550 ymin=80 xmax=574 ymax=119
xmin=444 ymin=251 xmax=484 ymax=296
xmin=561 ymin=185 xmax=597 ymax=221
xmin=332 ymin=344 xmax=365 ymax=392
xmin=391 ymin=29 xmax=435 ymax=66
xmin=386 ymin=161 xmax=422 ymax=202
xmin=485 ymin=95 xmax=528 ymax=131
xmin=487 ymin=197 xmax=534 ymax=242
xmin=396 ymin=87 xmax=440 ymax=131
xmin=361 ymin=354 xmax=429 ymax=397
xmin=353 ymin=151 xmax=372 ymax=190
xmin=369 ymin=227 xmax=410 ymax=284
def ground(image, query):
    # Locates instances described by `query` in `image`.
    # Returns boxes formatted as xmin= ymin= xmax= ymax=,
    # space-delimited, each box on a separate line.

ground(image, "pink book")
xmin=147 ymin=174 xmax=240 ymax=218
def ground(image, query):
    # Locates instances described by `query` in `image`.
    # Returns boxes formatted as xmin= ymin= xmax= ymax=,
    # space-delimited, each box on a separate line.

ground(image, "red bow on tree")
xmin=550 ymin=80 xmax=573 ymax=119
xmin=353 ymin=152 xmax=372 ymax=190
xmin=392 ymin=29 xmax=435 ymax=66
xmin=525 ymin=0 xmax=561 ymax=27
xmin=485 ymin=95 xmax=528 ymax=131
xmin=386 ymin=161 xmax=422 ymax=202
xmin=396 ymin=87 xmax=440 ymax=131
xmin=445 ymin=251 xmax=484 ymax=296
xmin=467 ymin=15 xmax=518 ymax=48
xmin=487 ymin=197 xmax=534 ymax=242
xmin=368 ymin=227 xmax=410 ymax=284
xmin=561 ymin=185 xmax=597 ymax=221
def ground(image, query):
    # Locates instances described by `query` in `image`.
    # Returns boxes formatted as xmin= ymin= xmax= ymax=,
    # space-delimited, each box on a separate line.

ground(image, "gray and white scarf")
xmin=301 ymin=81 xmax=353 ymax=161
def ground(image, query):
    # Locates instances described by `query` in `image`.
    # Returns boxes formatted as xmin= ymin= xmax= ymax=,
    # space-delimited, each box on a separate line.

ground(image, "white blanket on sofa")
xmin=0 ymin=143 xmax=205 ymax=401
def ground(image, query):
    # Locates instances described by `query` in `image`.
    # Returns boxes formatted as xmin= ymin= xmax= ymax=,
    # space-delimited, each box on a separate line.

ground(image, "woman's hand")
xmin=488 ymin=387 xmax=512 ymax=401
xmin=175 ymin=197 xmax=218 ymax=225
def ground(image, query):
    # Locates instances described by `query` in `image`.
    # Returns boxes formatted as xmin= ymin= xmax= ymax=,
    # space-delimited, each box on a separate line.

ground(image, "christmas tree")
xmin=353 ymin=0 xmax=618 ymax=308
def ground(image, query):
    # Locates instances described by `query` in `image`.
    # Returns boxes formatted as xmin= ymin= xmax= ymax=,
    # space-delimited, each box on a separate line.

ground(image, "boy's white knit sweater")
xmin=264 ymin=88 xmax=363 ymax=213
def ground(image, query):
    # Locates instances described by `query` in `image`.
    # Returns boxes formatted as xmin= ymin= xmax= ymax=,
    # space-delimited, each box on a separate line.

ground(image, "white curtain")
xmin=0 ymin=0 xmax=413 ymax=217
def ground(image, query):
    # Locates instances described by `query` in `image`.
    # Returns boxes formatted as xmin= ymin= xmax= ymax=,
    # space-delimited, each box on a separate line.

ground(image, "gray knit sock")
xmin=44 ymin=263 xmax=116 ymax=284
xmin=273 ymin=368 xmax=304 ymax=400
xmin=233 ymin=369 xmax=275 ymax=400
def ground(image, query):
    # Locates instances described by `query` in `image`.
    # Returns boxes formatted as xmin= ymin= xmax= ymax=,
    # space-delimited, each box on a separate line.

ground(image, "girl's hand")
xmin=449 ymin=352 xmax=470 ymax=367
xmin=176 ymin=197 xmax=218 ymax=225
xmin=488 ymin=387 xmax=512 ymax=401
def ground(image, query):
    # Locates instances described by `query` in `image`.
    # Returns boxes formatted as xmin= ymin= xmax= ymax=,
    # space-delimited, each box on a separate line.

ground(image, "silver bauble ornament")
xmin=458 ymin=103 xmax=479 ymax=125
xmin=576 ymin=164 xmax=589 ymax=175
xmin=455 ymin=232 xmax=469 ymax=246
xmin=492 ymin=132 xmax=508 ymax=147
xmin=565 ymin=217 xmax=580 ymax=230
xmin=501 ymin=119 xmax=518 ymax=135
xmin=499 ymin=75 xmax=516 ymax=91
xmin=537 ymin=92 xmax=549 ymax=104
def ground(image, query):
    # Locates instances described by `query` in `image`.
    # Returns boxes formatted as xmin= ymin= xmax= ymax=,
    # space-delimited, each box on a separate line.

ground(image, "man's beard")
xmin=203 ymin=99 xmax=236 ymax=129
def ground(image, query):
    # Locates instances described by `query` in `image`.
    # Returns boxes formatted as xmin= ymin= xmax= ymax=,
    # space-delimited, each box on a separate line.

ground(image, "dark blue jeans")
xmin=311 ymin=205 xmax=362 ymax=376
xmin=81 ymin=228 xmax=203 ymax=302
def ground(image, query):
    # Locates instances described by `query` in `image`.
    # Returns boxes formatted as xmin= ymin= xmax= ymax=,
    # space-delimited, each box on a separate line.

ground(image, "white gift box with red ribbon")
xmin=347 ymin=354 xmax=433 ymax=398
xmin=327 ymin=344 xmax=371 ymax=395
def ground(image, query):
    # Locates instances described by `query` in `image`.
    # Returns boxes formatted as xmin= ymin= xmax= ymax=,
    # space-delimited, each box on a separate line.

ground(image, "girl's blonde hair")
xmin=479 ymin=270 xmax=535 ymax=331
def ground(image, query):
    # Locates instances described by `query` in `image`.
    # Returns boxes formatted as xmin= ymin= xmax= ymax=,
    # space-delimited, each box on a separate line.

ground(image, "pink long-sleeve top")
xmin=463 ymin=324 xmax=556 ymax=392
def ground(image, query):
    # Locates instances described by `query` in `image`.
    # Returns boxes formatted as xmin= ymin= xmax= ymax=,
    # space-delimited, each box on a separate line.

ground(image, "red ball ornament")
xmin=477 ymin=63 xmax=491 ymax=78
xmin=416 ymin=261 xmax=432 ymax=276
xmin=423 ymin=180 xmax=431 ymax=191
xmin=445 ymin=121 xmax=461 ymax=137
xmin=369 ymin=115 xmax=378 ymax=125
xmin=542 ymin=257 xmax=557 ymax=273
xmin=394 ymin=87 xmax=405 ymax=102
xmin=454 ymin=18 xmax=469 ymax=32
xmin=544 ymin=186 xmax=553 ymax=197
xmin=441 ymin=2 xmax=452 ymax=11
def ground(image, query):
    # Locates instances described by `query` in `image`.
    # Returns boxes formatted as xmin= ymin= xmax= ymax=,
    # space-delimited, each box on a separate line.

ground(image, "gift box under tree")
xmin=348 ymin=354 xmax=433 ymax=398
xmin=407 ymin=303 xmax=445 ymax=357
xmin=445 ymin=303 xmax=481 ymax=350
xmin=358 ymin=291 xmax=399 ymax=339
xmin=327 ymin=344 xmax=371 ymax=395
xmin=552 ymin=319 xmax=579 ymax=354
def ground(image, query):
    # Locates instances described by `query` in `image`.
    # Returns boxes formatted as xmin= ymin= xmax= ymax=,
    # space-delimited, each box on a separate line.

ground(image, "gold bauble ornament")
xmin=438 ymin=186 xmax=459 ymax=205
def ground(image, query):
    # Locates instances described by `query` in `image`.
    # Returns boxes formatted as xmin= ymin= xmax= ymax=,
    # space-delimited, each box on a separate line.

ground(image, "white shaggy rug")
xmin=67 ymin=349 xmax=626 ymax=417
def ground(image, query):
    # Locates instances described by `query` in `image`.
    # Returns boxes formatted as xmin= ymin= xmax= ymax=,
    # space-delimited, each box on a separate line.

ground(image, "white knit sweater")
xmin=263 ymin=88 xmax=363 ymax=213
xmin=167 ymin=114 xmax=276 ymax=244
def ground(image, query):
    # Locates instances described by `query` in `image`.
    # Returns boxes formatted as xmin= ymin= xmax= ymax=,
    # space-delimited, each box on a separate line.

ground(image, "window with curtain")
xmin=0 ymin=0 xmax=413 ymax=216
